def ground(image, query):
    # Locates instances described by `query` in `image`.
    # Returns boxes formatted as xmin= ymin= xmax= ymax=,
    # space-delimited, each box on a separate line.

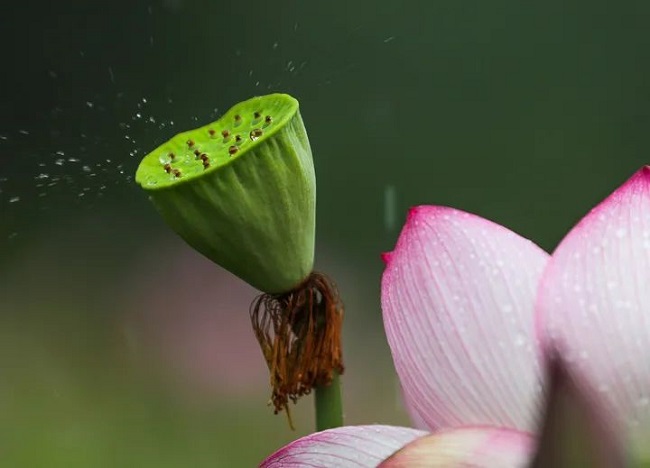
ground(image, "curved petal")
xmin=380 ymin=427 xmax=533 ymax=467
xmin=538 ymin=166 xmax=650 ymax=429
xmin=261 ymin=425 xmax=427 ymax=467
xmin=382 ymin=206 xmax=549 ymax=431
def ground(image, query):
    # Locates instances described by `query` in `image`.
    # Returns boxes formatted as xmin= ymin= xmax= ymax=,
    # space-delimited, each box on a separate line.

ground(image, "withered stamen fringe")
xmin=250 ymin=271 xmax=344 ymax=428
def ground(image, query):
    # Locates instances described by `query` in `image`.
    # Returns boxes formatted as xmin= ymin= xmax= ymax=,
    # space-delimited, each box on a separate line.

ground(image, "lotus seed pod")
xmin=135 ymin=94 xmax=315 ymax=294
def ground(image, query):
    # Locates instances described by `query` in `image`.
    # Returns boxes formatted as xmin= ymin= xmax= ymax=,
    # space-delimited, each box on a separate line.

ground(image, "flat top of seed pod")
xmin=135 ymin=93 xmax=299 ymax=190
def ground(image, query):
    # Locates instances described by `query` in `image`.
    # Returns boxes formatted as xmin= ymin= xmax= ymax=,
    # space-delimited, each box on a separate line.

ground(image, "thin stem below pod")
xmin=315 ymin=371 xmax=343 ymax=431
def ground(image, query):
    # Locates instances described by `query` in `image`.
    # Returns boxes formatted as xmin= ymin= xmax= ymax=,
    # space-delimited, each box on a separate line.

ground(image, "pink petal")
xmin=379 ymin=427 xmax=533 ymax=467
xmin=538 ymin=166 xmax=650 ymax=430
xmin=382 ymin=206 xmax=549 ymax=431
xmin=261 ymin=425 xmax=426 ymax=468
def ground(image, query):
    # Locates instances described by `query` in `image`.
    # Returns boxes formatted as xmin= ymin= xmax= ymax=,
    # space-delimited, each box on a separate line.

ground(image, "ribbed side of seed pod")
xmin=138 ymin=99 xmax=315 ymax=294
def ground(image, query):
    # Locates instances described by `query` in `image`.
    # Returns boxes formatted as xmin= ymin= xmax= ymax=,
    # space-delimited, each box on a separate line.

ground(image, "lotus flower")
xmin=261 ymin=166 xmax=650 ymax=466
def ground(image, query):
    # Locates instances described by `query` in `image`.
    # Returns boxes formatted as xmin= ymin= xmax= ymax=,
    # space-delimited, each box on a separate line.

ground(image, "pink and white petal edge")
xmin=382 ymin=206 xmax=549 ymax=432
xmin=537 ymin=166 xmax=650 ymax=432
xmin=260 ymin=425 xmax=427 ymax=468
xmin=380 ymin=426 xmax=533 ymax=468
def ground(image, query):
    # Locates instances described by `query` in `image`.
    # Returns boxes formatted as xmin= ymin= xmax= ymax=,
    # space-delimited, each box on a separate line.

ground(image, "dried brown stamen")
xmin=250 ymin=271 xmax=344 ymax=428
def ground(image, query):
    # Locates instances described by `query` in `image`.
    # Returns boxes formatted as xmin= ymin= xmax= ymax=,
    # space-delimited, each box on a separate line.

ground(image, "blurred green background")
xmin=0 ymin=0 xmax=648 ymax=466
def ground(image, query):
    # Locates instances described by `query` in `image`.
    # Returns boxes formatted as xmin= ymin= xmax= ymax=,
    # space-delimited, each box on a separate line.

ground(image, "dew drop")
xmin=249 ymin=128 xmax=263 ymax=141
xmin=513 ymin=333 xmax=526 ymax=347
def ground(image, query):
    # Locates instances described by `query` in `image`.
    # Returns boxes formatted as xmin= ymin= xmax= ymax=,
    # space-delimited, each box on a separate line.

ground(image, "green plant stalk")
xmin=315 ymin=372 xmax=343 ymax=431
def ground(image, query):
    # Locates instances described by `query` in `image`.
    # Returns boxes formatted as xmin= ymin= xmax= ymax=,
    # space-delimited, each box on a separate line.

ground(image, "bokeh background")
xmin=1 ymin=0 xmax=649 ymax=466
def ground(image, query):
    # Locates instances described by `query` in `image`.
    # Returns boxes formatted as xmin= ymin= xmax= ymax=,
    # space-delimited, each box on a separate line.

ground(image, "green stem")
xmin=315 ymin=372 xmax=344 ymax=431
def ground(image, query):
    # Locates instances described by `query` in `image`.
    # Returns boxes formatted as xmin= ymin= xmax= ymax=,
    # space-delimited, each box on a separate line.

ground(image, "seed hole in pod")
xmin=208 ymin=129 xmax=216 ymax=137
xmin=254 ymin=111 xmax=262 ymax=119
xmin=194 ymin=149 xmax=201 ymax=157
xmin=199 ymin=153 xmax=209 ymax=161
xmin=234 ymin=114 xmax=242 ymax=126
xmin=163 ymin=163 xmax=172 ymax=173
xmin=250 ymin=128 xmax=263 ymax=141
xmin=168 ymin=152 xmax=176 ymax=160
xmin=203 ymin=161 xmax=210 ymax=169
xmin=235 ymin=134 xmax=243 ymax=144
xmin=172 ymin=168 xmax=182 ymax=177
xmin=228 ymin=145 xmax=239 ymax=156
xmin=221 ymin=129 xmax=230 ymax=138
xmin=264 ymin=115 xmax=272 ymax=127
xmin=187 ymin=139 xmax=195 ymax=148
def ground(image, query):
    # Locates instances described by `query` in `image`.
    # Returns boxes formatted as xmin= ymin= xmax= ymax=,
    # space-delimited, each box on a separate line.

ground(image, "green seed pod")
xmin=135 ymin=94 xmax=315 ymax=294
xmin=136 ymin=93 xmax=344 ymax=422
